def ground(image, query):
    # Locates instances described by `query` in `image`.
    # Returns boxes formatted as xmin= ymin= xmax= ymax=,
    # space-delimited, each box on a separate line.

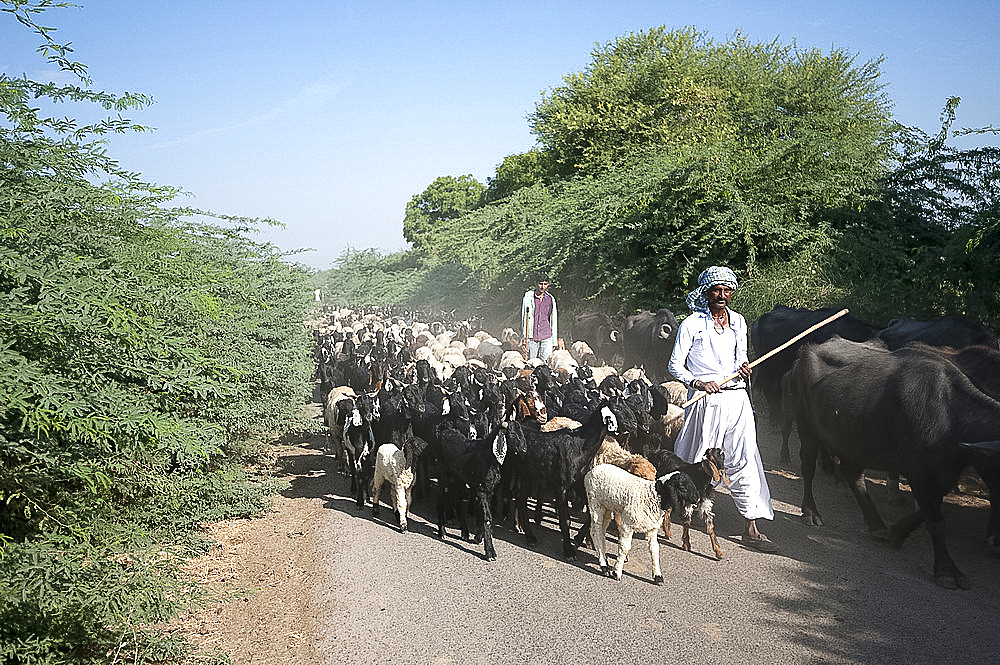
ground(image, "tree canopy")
xmin=406 ymin=27 xmax=905 ymax=321
xmin=530 ymin=27 xmax=894 ymax=183
xmin=402 ymin=174 xmax=486 ymax=248
xmin=338 ymin=25 xmax=997 ymax=331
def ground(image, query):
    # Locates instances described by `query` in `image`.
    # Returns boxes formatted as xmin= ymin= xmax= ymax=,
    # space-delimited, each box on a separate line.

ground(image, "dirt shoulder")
xmin=176 ymin=436 xmax=331 ymax=664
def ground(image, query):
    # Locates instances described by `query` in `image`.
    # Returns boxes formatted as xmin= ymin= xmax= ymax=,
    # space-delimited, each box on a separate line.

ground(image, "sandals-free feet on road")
xmin=741 ymin=533 xmax=779 ymax=553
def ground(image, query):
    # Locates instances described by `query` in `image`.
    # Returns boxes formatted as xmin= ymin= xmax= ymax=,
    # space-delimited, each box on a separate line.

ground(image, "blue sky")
xmin=3 ymin=0 xmax=997 ymax=270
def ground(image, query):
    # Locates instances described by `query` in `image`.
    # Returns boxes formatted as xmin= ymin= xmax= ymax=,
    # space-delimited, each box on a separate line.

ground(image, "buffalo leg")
xmin=886 ymin=510 xmax=924 ymax=548
xmin=779 ymin=397 xmax=795 ymax=465
xmin=840 ymin=461 xmax=889 ymax=536
xmin=798 ymin=429 xmax=824 ymax=526
xmin=885 ymin=471 xmax=910 ymax=505
xmin=913 ymin=488 xmax=966 ymax=589
xmin=972 ymin=462 xmax=1000 ymax=554
xmin=907 ymin=467 xmax=968 ymax=589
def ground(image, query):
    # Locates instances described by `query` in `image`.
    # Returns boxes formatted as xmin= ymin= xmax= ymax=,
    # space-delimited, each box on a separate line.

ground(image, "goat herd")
xmin=310 ymin=305 xmax=1000 ymax=589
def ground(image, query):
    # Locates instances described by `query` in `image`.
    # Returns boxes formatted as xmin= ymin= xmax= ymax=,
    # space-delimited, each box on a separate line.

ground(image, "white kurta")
xmin=668 ymin=310 xmax=774 ymax=521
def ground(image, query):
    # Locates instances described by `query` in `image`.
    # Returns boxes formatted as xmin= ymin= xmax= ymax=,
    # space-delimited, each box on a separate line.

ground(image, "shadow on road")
xmin=275 ymin=426 xmax=745 ymax=577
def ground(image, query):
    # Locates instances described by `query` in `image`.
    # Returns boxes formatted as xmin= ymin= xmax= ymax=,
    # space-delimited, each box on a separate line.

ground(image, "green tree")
xmin=529 ymin=26 xmax=895 ymax=192
xmin=427 ymin=27 xmax=898 ymax=315
xmin=483 ymin=148 xmax=556 ymax=203
xmin=529 ymin=26 xmax=725 ymax=175
xmin=402 ymin=174 xmax=485 ymax=248
xmin=820 ymin=99 xmax=1000 ymax=326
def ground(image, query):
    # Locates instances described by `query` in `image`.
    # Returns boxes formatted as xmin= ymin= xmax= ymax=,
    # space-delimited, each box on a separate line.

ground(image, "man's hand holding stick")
xmin=681 ymin=308 xmax=850 ymax=409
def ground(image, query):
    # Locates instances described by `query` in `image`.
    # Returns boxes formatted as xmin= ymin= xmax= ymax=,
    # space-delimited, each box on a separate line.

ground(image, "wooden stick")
xmin=680 ymin=308 xmax=850 ymax=409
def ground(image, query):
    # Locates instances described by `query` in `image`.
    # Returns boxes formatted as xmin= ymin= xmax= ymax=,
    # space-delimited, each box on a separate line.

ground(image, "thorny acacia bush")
xmin=1 ymin=2 xmax=315 ymax=662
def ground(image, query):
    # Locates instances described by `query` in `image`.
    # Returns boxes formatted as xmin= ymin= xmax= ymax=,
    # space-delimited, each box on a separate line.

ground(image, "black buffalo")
xmin=750 ymin=305 xmax=880 ymax=461
xmin=902 ymin=343 xmax=1000 ymax=404
xmin=877 ymin=314 xmax=998 ymax=350
xmin=786 ymin=336 xmax=1000 ymax=589
xmin=621 ymin=309 xmax=679 ymax=382
xmin=570 ymin=311 xmax=622 ymax=365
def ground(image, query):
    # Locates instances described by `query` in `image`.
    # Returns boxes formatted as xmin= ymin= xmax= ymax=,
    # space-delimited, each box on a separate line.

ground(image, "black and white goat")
xmin=646 ymin=447 xmax=728 ymax=559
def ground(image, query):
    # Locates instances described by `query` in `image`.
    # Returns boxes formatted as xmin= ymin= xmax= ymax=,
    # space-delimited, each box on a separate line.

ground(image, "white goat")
xmin=588 ymin=365 xmax=619 ymax=387
xmin=651 ymin=403 xmax=685 ymax=450
xmin=413 ymin=345 xmax=435 ymax=363
xmin=584 ymin=463 xmax=701 ymax=584
xmin=499 ymin=350 xmax=527 ymax=373
xmin=621 ymin=367 xmax=651 ymax=385
xmin=570 ymin=340 xmax=597 ymax=365
xmin=370 ymin=443 xmax=416 ymax=533
xmin=660 ymin=380 xmax=687 ymax=406
xmin=546 ymin=349 xmax=578 ymax=376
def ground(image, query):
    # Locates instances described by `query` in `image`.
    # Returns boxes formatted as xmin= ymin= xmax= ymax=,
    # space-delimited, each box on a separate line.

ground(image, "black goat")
xmin=433 ymin=417 xmax=525 ymax=560
xmin=506 ymin=402 xmax=619 ymax=560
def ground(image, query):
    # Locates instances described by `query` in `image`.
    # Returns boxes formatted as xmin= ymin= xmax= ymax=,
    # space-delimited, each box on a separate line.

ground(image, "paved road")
xmin=293 ymin=422 xmax=1000 ymax=665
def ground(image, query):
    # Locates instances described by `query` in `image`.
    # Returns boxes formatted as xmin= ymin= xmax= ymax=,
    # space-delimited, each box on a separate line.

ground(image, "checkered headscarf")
xmin=685 ymin=266 xmax=739 ymax=313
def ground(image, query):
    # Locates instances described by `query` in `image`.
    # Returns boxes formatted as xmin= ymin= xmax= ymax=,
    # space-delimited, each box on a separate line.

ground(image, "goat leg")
xmin=371 ymin=475 xmax=382 ymax=518
xmin=613 ymin=526 xmax=634 ymax=580
xmin=574 ymin=514 xmax=593 ymax=549
xmin=557 ymin=491 xmax=577 ymax=561
xmin=479 ymin=490 xmax=497 ymax=561
xmin=516 ymin=491 xmax=538 ymax=546
xmin=647 ymin=530 xmax=663 ymax=585
xmin=590 ymin=507 xmax=614 ymax=578
xmin=705 ymin=516 xmax=723 ymax=559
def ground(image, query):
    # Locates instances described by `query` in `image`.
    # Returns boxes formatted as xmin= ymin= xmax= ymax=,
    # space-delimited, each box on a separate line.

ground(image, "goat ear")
xmin=493 ymin=432 xmax=508 ymax=465
xmin=600 ymin=406 xmax=618 ymax=433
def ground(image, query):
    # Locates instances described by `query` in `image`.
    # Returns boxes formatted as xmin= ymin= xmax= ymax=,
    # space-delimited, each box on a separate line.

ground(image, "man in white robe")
xmin=668 ymin=266 xmax=778 ymax=553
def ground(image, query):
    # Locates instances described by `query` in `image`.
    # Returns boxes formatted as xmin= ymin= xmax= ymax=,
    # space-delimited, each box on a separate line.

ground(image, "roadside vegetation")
xmin=1 ymin=2 xmax=314 ymax=663
xmin=317 ymin=27 xmax=998 ymax=331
